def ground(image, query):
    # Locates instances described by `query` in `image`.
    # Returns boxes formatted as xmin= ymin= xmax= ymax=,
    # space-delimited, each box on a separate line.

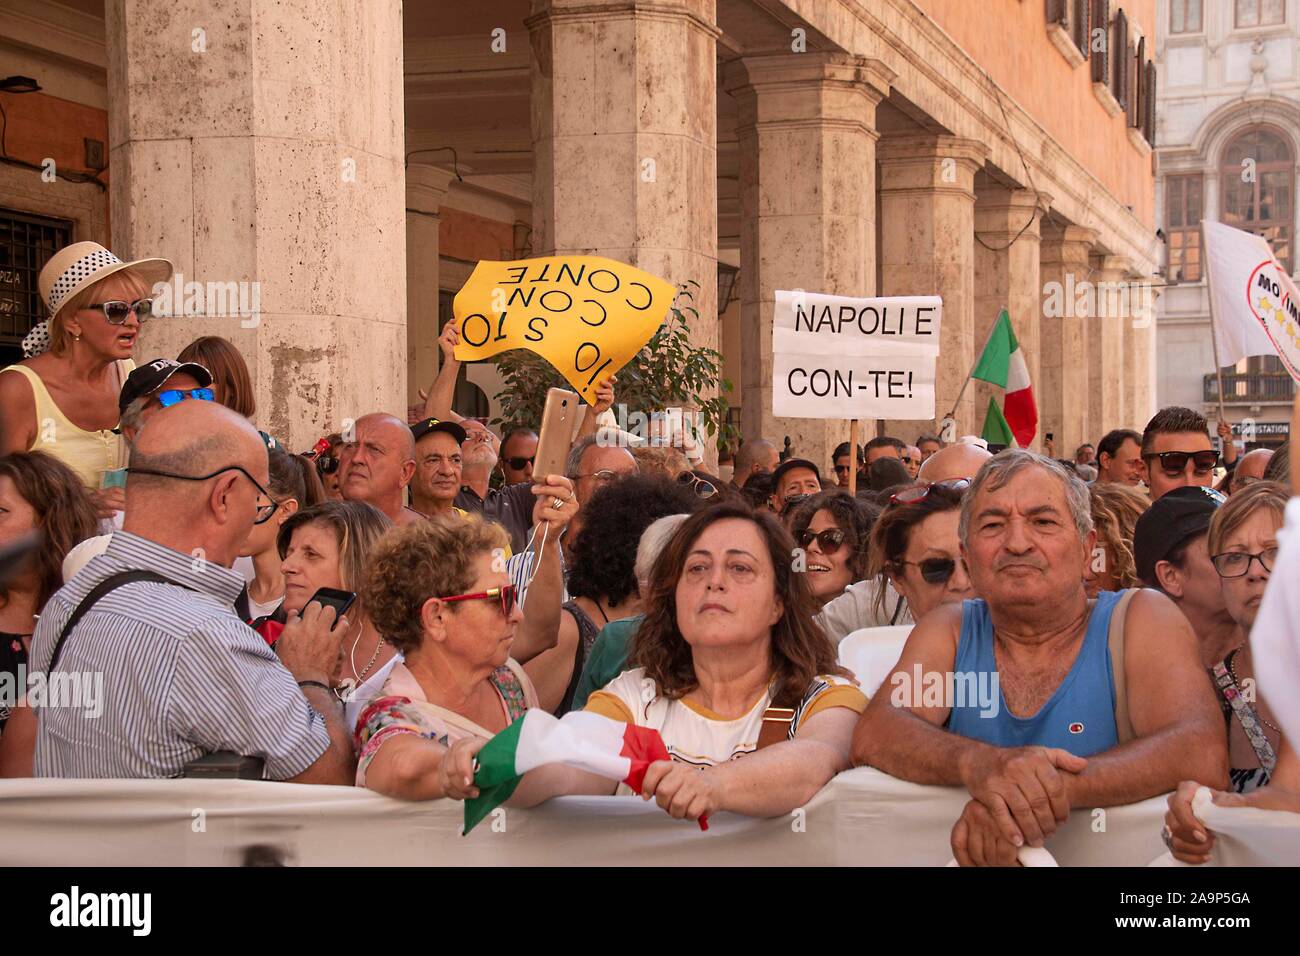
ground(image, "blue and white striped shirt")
xmin=30 ymin=531 xmax=330 ymax=779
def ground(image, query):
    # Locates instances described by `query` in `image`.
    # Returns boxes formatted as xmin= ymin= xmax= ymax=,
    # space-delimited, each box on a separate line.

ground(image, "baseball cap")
xmin=770 ymin=458 xmax=822 ymax=492
xmin=1133 ymin=484 xmax=1227 ymax=583
xmin=118 ymin=358 xmax=213 ymax=413
xmin=410 ymin=417 xmax=468 ymax=445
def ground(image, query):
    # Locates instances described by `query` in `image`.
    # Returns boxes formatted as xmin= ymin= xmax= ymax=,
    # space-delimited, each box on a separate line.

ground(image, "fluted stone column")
xmin=877 ymin=135 xmax=987 ymax=441
xmin=724 ymin=52 xmax=893 ymax=470
xmin=108 ymin=0 xmax=407 ymax=447
xmin=406 ymin=166 xmax=457 ymax=408
xmin=1038 ymin=224 xmax=1098 ymax=456
xmin=973 ymin=184 xmax=1047 ymax=449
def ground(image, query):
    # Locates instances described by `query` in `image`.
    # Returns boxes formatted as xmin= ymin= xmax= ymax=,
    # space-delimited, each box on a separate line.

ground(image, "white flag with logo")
xmin=1202 ymin=219 xmax=1300 ymax=381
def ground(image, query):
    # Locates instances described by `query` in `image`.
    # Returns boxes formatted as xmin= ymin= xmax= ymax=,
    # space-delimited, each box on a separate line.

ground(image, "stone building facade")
xmin=1155 ymin=0 xmax=1298 ymax=449
xmin=1 ymin=0 xmax=1158 ymax=465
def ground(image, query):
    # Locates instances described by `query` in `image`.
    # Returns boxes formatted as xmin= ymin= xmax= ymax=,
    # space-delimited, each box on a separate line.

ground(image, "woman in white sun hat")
xmin=0 ymin=242 xmax=171 ymax=515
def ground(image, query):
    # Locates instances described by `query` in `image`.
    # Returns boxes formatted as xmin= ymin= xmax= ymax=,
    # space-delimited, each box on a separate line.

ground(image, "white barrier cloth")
xmin=772 ymin=291 xmax=942 ymax=420
xmin=0 ymin=768 xmax=1167 ymax=867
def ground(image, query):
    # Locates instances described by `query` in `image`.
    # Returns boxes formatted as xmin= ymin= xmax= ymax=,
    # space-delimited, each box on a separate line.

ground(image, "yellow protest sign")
xmin=452 ymin=255 xmax=676 ymax=399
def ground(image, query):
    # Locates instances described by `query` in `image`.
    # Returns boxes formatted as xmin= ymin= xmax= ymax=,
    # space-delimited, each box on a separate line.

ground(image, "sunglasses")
xmin=797 ymin=528 xmax=846 ymax=553
xmin=1211 ymin=548 xmax=1277 ymax=579
xmin=833 ymin=464 xmax=852 ymax=475
xmin=895 ymin=557 xmax=959 ymax=585
xmin=505 ymin=456 xmax=535 ymax=471
xmin=156 ymin=387 xmax=215 ymax=408
xmin=125 ymin=464 xmax=279 ymax=524
xmin=678 ymin=472 xmax=718 ymax=499
xmin=85 ymin=298 xmax=155 ymax=325
xmin=889 ymin=478 xmax=971 ymax=506
xmin=1143 ymin=450 xmax=1217 ymax=477
xmin=440 ymin=584 xmax=517 ymax=617
xmin=316 ymin=455 xmax=339 ymax=476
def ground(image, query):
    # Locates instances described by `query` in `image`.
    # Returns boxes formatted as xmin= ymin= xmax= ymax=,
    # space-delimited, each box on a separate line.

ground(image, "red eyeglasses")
xmin=439 ymin=584 xmax=517 ymax=617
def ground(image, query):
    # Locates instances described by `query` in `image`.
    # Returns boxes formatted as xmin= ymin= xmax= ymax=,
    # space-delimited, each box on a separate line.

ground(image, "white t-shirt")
xmin=815 ymin=578 xmax=912 ymax=643
xmin=245 ymin=593 xmax=283 ymax=622
xmin=585 ymin=667 xmax=866 ymax=778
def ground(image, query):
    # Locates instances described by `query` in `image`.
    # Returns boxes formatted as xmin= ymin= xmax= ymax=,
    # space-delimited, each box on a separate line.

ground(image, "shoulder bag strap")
xmin=1107 ymin=588 xmax=1139 ymax=745
xmin=1211 ymin=654 xmax=1278 ymax=772
xmin=47 ymin=570 xmax=185 ymax=672
xmin=755 ymin=680 xmax=803 ymax=751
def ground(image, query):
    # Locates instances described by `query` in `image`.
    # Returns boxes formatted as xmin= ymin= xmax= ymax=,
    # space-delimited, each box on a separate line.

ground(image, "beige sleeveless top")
xmin=0 ymin=360 xmax=134 ymax=489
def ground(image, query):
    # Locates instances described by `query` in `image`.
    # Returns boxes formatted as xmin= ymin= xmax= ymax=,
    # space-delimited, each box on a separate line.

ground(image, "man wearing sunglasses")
xmin=29 ymin=399 xmax=355 ymax=784
xmin=500 ymin=428 xmax=538 ymax=486
xmin=854 ymin=450 xmax=1227 ymax=866
xmin=1140 ymin=406 xmax=1222 ymax=502
xmin=115 ymin=358 xmax=215 ymax=444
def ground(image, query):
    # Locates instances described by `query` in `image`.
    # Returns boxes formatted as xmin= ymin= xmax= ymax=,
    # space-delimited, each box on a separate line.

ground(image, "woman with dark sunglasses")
xmin=787 ymin=492 xmax=876 ymax=608
xmin=1 ymin=243 xmax=171 ymax=517
xmin=353 ymin=515 xmax=544 ymax=800
xmin=866 ymin=481 xmax=973 ymax=626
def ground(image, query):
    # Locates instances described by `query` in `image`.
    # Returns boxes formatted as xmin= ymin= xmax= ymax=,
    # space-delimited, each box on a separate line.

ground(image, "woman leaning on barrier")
xmin=503 ymin=503 xmax=868 ymax=822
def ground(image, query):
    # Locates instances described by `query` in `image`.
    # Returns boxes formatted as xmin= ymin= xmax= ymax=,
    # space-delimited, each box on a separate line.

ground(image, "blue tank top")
xmin=945 ymin=590 xmax=1125 ymax=757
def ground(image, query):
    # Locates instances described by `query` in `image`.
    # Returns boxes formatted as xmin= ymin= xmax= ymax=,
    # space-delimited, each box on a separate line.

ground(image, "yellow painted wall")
xmin=914 ymin=0 xmax=1155 ymax=230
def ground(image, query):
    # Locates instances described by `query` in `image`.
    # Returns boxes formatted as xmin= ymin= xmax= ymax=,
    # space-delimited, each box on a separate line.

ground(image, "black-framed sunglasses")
xmin=1142 ymin=450 xmax=1217 ymax=477
xmin=439 ymin=584 xmax=517 ymax=617
xmin=85 ymin=298 xmax=155 ymax=325
xmin=797 ymin=528 xmax=846 ymax=553
xmin=505 ymin=456 xmax=535 ymax=471
xmin=156 ymin=387 xmax=215 ymax=408
xmin=678 ymin=472 xmax=718 ymax=499
xmin=1211 ymin=548 xmax=1278 ymax=579
xmin=895 ymin=557 xmax=960 ymax=585
xmin=125 ymin=465 xmax=279 ymax=524
xmin=889 ymin=478 xmax=971 ymax=506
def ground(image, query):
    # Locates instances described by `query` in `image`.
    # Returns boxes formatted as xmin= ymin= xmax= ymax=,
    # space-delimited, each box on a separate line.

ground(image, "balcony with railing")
xmin=1203 ymin=372 xmax=1296 ymax=405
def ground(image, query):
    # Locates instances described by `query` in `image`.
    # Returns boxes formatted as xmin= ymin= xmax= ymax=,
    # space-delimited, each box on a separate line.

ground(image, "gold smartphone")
xmin=533 ymin=387 xmax=581 ymax=481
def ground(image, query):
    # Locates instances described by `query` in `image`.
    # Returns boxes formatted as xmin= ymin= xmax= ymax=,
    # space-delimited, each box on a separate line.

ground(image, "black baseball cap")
xmin=1133 ymin=484 xmax=1227 ymax=584
xmin=118 ymin=358 xmax=213 ymax=413
xmin=410 ymin=417 xmax=468 ymax=444
xmin=770 ymin=458 xmax=822 ymax=493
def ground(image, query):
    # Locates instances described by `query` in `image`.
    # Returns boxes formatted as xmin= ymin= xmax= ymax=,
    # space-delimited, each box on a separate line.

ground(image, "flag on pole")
xmin=463 ymin=710 xmax=669 ymax=834
xmin=971 ymin=309 xmax=1037 ymax=447
xmin=1202 ymin=219 xmax=1300 ymax=381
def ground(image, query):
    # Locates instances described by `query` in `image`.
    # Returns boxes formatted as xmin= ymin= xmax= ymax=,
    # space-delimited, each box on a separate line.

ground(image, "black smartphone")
xmin=307 ymin=586 xmax=356 ymax=622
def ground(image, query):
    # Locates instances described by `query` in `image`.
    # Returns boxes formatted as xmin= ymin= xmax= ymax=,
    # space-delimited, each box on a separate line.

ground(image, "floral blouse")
xmin=353 ymin=659 xmax=537 ymax=787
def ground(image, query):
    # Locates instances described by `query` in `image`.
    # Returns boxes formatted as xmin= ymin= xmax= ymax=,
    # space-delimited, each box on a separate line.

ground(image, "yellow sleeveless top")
xmin=0 ymin=360 xmax=134 ymax=489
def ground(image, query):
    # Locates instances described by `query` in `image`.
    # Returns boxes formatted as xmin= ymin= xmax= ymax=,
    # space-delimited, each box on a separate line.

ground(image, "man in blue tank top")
xmin=852 ymin=450 xmax=1228 ymax=866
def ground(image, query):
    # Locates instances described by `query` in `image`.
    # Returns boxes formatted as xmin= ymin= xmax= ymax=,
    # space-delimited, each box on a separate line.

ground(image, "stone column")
xmin=1038 ymin=224 xmax=1098 ymax=456
xmin=877 ymin=135 xmax=987 ymax=442
xmin=107 ymin=0 xmax=407 ymax=449
xmin=529 ymin=0 xmax=719 ymax=454
xmin=1087 ymin=253 xmax=1132 ymax=442
xmin=1126 ymin=278 xmax=1160 ymax=430
xmin=973 ymin=184 xmax=1047 ymax=449
xmin=724 ymin=52 xmax=893 ymax=470
xmin=406 ymin=166 xmax=458 ymax=409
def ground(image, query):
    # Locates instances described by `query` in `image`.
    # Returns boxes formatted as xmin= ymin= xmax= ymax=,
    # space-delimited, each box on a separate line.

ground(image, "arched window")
xmin=1220 ymin=126 xmax=1294 ymax=271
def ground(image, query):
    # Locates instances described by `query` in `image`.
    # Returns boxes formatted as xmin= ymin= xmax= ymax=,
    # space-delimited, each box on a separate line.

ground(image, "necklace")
xmin=349 ymin=622 xmax=387 ymax=684
xmin=1228 ymin=650 xmax=1281 ymax=734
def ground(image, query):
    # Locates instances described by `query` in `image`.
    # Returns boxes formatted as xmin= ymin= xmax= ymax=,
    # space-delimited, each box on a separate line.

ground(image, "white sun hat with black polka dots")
xmin=26 ymin=241 xmax=173 ymax=356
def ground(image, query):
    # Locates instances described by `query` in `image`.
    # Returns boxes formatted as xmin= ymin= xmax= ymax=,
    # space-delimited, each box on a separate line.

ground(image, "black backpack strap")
xmin=47 ymin=570 xmax=187 ymax=672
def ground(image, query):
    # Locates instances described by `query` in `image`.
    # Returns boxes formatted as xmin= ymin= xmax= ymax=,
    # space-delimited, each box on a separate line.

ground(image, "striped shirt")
xmin=30 ymin=531 xmax=330 ymax=779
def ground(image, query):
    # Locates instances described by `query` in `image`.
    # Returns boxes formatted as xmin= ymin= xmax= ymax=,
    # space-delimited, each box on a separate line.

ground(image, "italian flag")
xmin=464 ymin=710 xmax=669 ymax=834
xmin=972 ymin=309 xmax=1037 ymax=448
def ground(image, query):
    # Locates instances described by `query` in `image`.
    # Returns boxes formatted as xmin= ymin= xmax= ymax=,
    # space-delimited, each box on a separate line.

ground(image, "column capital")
xmin=877 ymin=134 xmax=988 ymax=169
xmin=1040 ymin=222 xmax=1099 ymax=249
xmin=406 ymin=165 xmax=458 ymax=216
xmin=974 ymin=185 xmax=1051 ymax=241
xmin=526 ymin=0 xmax=721 ymax=41
xmin=723 ymin=52 xmax=894 ymax=100
xmin=1090 ymin=252 xmax=1134 ymax=278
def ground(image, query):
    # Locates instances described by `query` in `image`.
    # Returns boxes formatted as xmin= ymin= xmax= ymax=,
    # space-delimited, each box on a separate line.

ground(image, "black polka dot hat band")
xmin=40 ymin=241 xmax=173 ymax=317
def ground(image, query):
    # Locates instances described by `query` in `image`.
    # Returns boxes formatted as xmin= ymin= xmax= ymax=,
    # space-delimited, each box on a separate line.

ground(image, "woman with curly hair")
xmin=787 ymin=491 xmax=877 ymax=608
xmin=1086 ymin=483 xmax=1148 ymax=597
xmin=508 ymin=504 xmax=867 ymax=821
xmin=524 ymin=474 xmax=701 ymax=715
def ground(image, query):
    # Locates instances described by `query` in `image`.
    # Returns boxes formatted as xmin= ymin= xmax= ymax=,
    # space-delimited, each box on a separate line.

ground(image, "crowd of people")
xmin=0 ymin=240 xmax=1297 ymax=865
